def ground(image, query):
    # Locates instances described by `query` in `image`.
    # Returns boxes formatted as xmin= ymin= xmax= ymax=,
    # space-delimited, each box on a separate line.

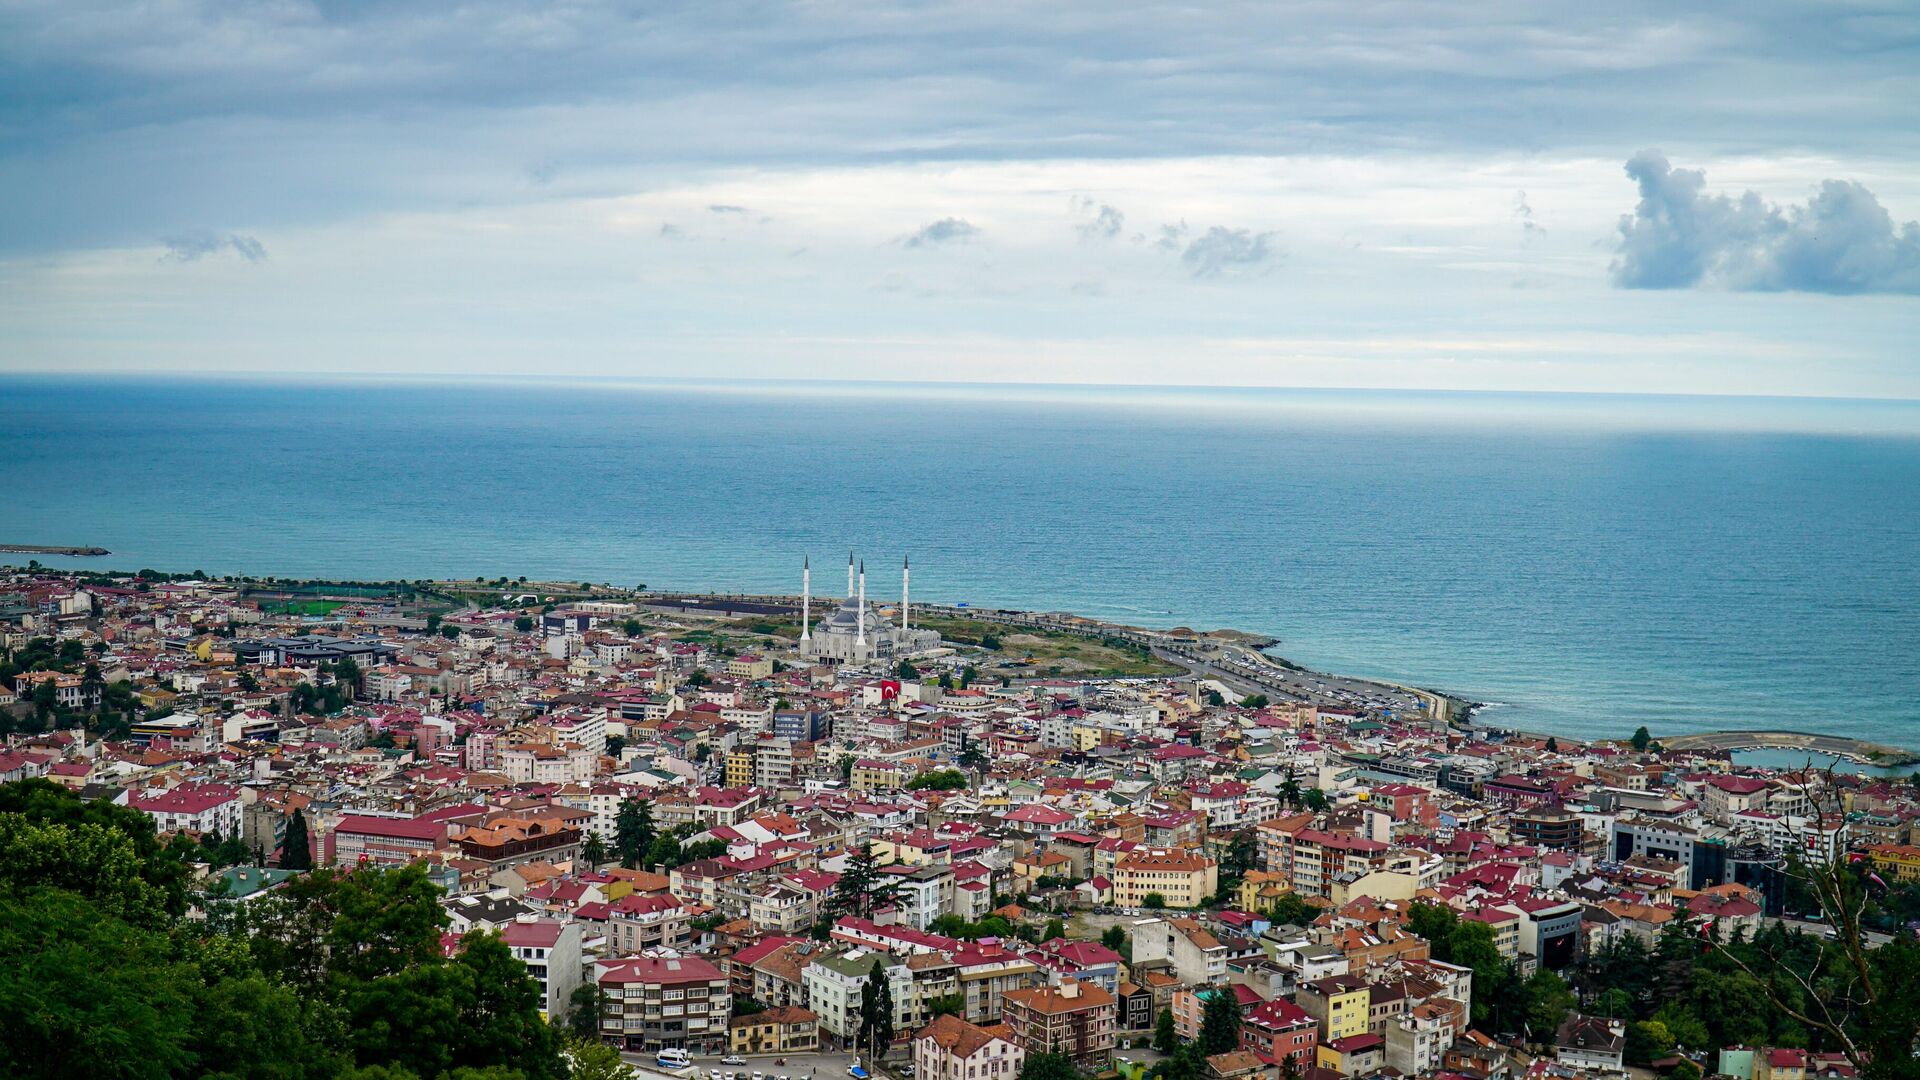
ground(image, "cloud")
xmin=1155 ymin=221 xmax=1189 ymax=251
xmin=901 ymin=218 xmax=981 ymax=248
xmin=658 ymin=223 xmax=687 ymax=239
xmin=708 ymin=205 xmax=748 ymax=213
xmin=1074 ymin=200 xmax=1125 ymax=241
xmin=1612 ymin=151 xmax=1920 ymax=294
xmin=1181 ymin=226 xmax=1278 ymax=278
xmin=160 ymin=232 xmax=268 ymax=263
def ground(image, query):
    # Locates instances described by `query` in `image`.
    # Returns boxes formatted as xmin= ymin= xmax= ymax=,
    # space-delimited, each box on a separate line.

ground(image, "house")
xmin=1318 ymin=1032 xmax=1386 ymax=1077
xmin=729 ymin=1005 xmax=820 ymax=1054
xmin=1241 ymin=996 xmax=1319 ymax=1069
xmin=1001 ymin=978 xmax=1118 ymax=1071
xmin=500 ymin=919 xmax=584 ymax=1022
xmin=597 ymin=954 xmax=732 ymax=1053
xmin=1554 ymin=1014 xmax=1626 ymax=1075
xmin=329 ymin=814 xmax=451 ymax=867
xmin=1111 ymin=848 xmax=1217 ymax=908
xmin=914 ymin=1014 xmax=1026 ymax=1080
xmin=126 ymin=782 xmax=242 ymax=836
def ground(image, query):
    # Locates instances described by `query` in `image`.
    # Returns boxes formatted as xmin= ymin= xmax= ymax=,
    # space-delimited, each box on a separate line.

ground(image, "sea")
xmin=4 ymin=373 xmax=1919 ymax=748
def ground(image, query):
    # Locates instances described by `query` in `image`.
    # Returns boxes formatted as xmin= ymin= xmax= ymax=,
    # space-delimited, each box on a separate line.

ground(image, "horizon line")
xmin=7 ymin=367 xmax=1920 ymax=407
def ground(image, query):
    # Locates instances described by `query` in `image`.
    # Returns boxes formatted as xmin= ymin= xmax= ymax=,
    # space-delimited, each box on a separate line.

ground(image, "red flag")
xmin=880 ymin=680 xmax=901 ymax=701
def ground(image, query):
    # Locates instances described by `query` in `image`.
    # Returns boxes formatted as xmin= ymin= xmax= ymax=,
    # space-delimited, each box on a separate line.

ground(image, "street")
xmin=621 ymin=1049 xmax=872 ymax=1080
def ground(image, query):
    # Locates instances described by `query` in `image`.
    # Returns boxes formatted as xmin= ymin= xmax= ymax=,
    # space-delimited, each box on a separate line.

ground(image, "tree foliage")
xmin=0 ymin=780 xmax=565 ymax=1080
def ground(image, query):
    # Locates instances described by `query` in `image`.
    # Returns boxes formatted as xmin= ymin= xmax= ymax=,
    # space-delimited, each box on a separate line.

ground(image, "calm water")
xmin=5 ymin=374 xmax=1920 ymax=745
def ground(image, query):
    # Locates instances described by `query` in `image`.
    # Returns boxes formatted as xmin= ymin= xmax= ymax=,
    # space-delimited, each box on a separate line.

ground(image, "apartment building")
xmin=598 ymin=955 xmax=733 ymax=1053
xmin=1001 ymin=978 xmax=1117 ymax=1072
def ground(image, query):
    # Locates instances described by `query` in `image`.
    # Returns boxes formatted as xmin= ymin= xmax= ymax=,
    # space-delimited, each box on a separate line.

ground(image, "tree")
xmin=1302 ymin=789 xmax=1329 ymax=813
xmin=1240 ymin=694 xmax=1268 ymax=708
xmin=1545 ymin=736 xmax=1559 ymax=752
xmin=1143 ymin=892 xmax=1166 ymax=909
xmin=1204 ymin=689 xmax=1225 ymax=707
xmin=1630 ymin=726 xmax=1652 ymax=751
xmin=1020 ymin=1053 xmax=1080 ymax=1080
xmin=1102 ymin=926 xmax=1127 ymax=952
xmin=567 ymin=982 xmax=605 ymax=1039
xmin=685 ymin=669 xmax=711 ymax=688
xmin=858 ymin=963 xmax=895 ymax=1060
xmin=1154 ymin=1007 xmax=1179 ymax=1054
xmin=928 ymin=993 xmax=966 ymax=1019
xmin=281 ymin=807 xmax=312 ymax=870
xmin=1200 ymin=987 xmax=1244 ymax=1054
xmin=582 ymin=831 xmax=606 ymax=869
xmin=514 ymin=616 xmax=535 ymax=632
xmin=614 ymin=797 xmax=655 ymax=869
xmin=895 ymin=660 xmax=919 ymax=679
xmin=1522 ymin=969 xmax=1577 ymax=1039
xmin=832 ymin=842 xmax=899 ymax=919
xmin=1043 ymin=918 xmax=1066 ymax=942
xmin=908 ymin=769 xmax=968 ymax=791
xmin=563 ymin=1033 xmax=629 ymax=1080
xmin=622 ymin=619 xmax=644 ymax=637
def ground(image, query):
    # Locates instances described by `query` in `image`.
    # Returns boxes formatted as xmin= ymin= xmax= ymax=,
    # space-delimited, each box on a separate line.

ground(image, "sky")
xmin=1 ymin=1 xmax=1918 ymax=397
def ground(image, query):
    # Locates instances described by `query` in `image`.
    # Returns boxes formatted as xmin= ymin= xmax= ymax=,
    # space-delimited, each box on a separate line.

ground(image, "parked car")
xmin=722 ymin=1058 xmax=746 ymax=1067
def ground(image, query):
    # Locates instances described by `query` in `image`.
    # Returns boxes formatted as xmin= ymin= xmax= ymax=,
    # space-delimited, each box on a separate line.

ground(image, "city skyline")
xmin=2 ymin=2 xmax=1917 ymax=397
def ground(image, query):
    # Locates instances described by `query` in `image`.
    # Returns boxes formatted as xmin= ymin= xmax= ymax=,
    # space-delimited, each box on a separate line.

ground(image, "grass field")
xmin=913 ymin=616 xmax=1184 ymax=678
xmin=262 ymin=600 xmax=345 ymax=616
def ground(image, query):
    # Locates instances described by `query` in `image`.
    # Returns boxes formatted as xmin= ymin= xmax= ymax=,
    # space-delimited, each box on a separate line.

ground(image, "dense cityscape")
xmin=5 ymin=562 xmax=1920 ymax=1080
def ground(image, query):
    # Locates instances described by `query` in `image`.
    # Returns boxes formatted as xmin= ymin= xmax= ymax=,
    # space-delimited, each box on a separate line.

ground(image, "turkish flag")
xmin=880 ymin=680 xmax=901 ymax=700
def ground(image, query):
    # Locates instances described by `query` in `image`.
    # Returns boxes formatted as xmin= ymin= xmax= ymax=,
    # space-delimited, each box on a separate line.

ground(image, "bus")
xmin=657 ymin=1049 xmax=692 ymax=1070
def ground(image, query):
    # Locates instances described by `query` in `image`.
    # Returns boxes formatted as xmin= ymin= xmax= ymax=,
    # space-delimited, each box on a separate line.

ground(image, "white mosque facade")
xmin=799 ymin=555 xmax=942 ymax=665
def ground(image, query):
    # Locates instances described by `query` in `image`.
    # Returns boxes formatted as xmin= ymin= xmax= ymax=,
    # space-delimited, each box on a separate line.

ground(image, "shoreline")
xmin=10 ymin=563 xmax=1916 ymax=761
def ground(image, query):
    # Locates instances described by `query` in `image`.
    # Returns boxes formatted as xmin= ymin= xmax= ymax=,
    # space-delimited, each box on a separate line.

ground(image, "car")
xmin=711 ymin=1072 xmax=722 ymax=1080
xmin=722 ymin=1059 xmax=746 ymax=1067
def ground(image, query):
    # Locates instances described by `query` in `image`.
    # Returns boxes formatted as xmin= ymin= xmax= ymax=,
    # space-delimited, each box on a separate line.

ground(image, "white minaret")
xmin=856 ymin=560 xmax=867 ymax=652
xmin=901 ymin=555 xmax=910 ymax=631
xmin=847 ymin=551 xmax=855 ymax=599
xmin=800 ymin=556 xmax=812 ymax=643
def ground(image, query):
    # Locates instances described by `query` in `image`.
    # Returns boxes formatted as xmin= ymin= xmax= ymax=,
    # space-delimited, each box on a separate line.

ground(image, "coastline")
xmin=13 ymin=563 xmax=1918 ymax=763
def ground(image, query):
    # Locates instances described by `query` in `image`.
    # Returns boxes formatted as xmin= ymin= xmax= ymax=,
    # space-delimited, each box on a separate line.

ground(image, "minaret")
xmin=901 ymin=555 xmax=911 ymax=632
xmin=847 ymin=551 xmax=855 ymax=599
xmin=856 ymin=560 xmax=867 ymax=653
xmin=800 ymin=556 xmax=812 ymax=644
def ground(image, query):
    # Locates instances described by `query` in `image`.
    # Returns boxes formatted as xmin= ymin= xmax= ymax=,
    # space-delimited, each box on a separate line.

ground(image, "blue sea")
xmin=5 ymin=373 xmax=1920 ymax=746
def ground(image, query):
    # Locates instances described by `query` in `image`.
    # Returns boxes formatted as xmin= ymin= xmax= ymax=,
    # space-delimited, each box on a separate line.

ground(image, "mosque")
xmin=799 ymin=555 xmax=942 ymax=665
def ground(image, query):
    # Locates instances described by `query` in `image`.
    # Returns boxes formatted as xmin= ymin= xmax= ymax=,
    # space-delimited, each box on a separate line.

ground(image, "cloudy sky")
xmin=3 ymin=1 xmax=1918 ymax=396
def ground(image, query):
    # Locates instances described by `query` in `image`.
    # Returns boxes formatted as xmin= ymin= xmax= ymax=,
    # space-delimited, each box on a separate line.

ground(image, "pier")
xmin=0 ymin=543 xmax=109 ymax=556
xmin=1660 ymin=729 xmax=1919 ymax=767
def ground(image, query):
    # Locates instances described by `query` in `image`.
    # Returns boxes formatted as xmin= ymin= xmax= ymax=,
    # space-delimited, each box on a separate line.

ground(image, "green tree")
xmin=1201 ymin=987 xmax=1244 ymax=1053
xmin=1630 ymin=725 xmax=1652 ymax=751
xmin=514 ymin=616 xmax=535 ymax=632
xmin=1153 ymin=1007 xmax=1179 ymax=1054
xmin=1043 ymin=918 xmax=1066 ymax=942
xmin=928 ymin=993 xmax=966 ymax=1019
xmin=1240 ymin=694 xmax=1268 ymax=708
xmin=858 ymin=963 xmax=896 ymax=1061
xmin=907 ymin=769 xmax=968 ymax=791
xmin=1020 ymin=1052 xmax=1080 ymax=1080
xmin=1626 ymin=1020 xmax=1675 ymax=1065
xmin=1101 ymin=926 xmax=1127 ymax=952
xmin=1302 ymin=789 xmax=1329 ymax=812
xmin=895 ymin=660 xmax=919 ymax=679
xmin=1143 ymin=892 xmax=1166 ymax=909
xmin=567 ymin=981 xmax=606 ymax=1039
xmin=325 ymin=864 xmax=448 ymax=983
xmin=564 ymin=1033 xmax=630 ymax=1080
xmin=1522 ymin=969 xmax=1577 ymax=1039
xmin=582 ymin=831 xmax=606 ymax=868
xmin=832 ymin=842 xmax=899 ymax=918
xmin=281 ymin=807 xmax=312 ymax=870
xmin=614 ymin=797 xmax=655 ymax=869
xmin=1204 ymin=689 xmax=1225 ymax=707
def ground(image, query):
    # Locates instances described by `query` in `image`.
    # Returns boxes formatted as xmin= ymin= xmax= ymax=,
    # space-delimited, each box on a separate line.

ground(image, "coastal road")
xmin=620 ymin=1049 xmax=867 ymax=1080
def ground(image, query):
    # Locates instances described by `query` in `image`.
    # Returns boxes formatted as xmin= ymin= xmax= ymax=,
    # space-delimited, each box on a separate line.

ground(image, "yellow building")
xmin=727 ymin=655 xmax=775 ymax=680
xmin=726 ymin=749 xmax=754 ymax=788
xmin=1864 ymin=844 xmax=1920 ymax=884
xmin=851 ymin=759 xmax=906 ymax=793
xmin=1300 ymin=976 xmax=1370 ymax=1041
xmin=1112 ymin=849 xmax=1218 ymax=909
xmin=1235 ymin=870 xmax=1292 ymax=912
